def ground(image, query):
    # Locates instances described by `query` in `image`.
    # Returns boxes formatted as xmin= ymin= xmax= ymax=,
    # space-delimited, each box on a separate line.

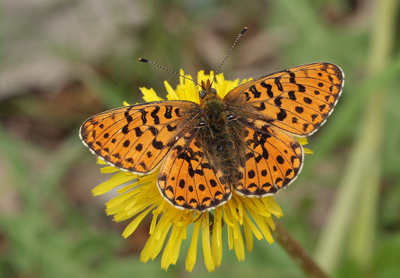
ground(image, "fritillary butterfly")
xmin=80 ymin=59 xmax=344 ymax=212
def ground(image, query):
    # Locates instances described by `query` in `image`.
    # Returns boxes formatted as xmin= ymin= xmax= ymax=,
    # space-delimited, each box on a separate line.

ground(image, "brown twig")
xmin=273 ymin=220 xmax=328 ymax=278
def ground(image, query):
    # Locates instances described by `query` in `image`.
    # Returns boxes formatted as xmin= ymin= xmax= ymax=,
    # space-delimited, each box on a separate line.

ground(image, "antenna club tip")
xmin=241 ymin=27 xmax=248 ymax=34
xmin=138 ymin=58 xmax=148 ymax=63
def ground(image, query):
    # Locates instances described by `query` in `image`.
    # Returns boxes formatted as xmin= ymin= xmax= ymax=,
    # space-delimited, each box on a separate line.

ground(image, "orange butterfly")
xmin=80 ymin=61 xmax=344 ymax=212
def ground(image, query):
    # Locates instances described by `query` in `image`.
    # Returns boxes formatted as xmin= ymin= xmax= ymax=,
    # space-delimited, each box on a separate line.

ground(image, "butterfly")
xmin=80 ymin=62 xmax=344 ymax=212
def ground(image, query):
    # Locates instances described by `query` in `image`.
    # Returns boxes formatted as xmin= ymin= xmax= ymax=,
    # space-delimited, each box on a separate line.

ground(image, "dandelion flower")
xmin=82 ymin=70 xmax=314 ymax=272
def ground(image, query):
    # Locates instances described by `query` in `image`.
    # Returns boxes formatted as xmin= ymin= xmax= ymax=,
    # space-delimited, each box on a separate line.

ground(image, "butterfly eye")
xmin=211 ymin=88 xmax=217 ymax=94
xmin=199 ymin=91 xmax=206 ymax=99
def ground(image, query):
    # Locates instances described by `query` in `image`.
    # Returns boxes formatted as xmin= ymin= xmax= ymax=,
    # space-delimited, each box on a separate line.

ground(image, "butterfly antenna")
xmin=139 ymin=58 xmax=202 ymax=89
xmin=213 ymin=27 xmax=248 ymax=82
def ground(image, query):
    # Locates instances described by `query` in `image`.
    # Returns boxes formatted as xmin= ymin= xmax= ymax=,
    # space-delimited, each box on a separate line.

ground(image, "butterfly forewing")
xmin=80 ymin=101 xmax=201 ymax=174
xmin=224 ymin=62 xmax=344 ymax=136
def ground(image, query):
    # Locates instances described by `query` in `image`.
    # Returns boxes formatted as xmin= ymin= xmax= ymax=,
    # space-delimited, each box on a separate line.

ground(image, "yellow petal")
xmin=296 ymin=137 xmax=309 ymax=146
xmin=141 ymin=215 xmax=172 ymax=262
xmin=304 ymin=147 xmax=314 ymax=154
xmin=186 ymin=216 xmax=201 ymax=272
xmin=211 ymin=207 xmax=223 ymax=267
xmin=100 ymin=166 xmax=120 ymax=173
xmin=251 ymin=213 xmax=274 ymax=244
xmin=202 ymin=213 xmax=215 ymax=272
xmin=243 ymin=215 xmax=254 ymax=252
xmin=262 ymin=196 xmax=284 ymax=218
xmin=122 ymin=205 xmax=155 ymax=238
xmin=97 ymin=158 xmax=108 ymax=165
xmin=243 ymin=212 xmax=263 ymax=241
xmin=161 ymin=225 xmax=185 ymax=270
xmin=164 ymin=81 xmax=180 ymax=100
xmin=92 ymin=172 xmax=135 ymax=196
xmin=233 ymin=220 xmax=245 ymax=261
xmin=140 ymin=87 xmax=163 ymax=102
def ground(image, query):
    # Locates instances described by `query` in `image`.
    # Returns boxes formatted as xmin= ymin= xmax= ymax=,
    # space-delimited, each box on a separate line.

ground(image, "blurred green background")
xmin=1 ymin=0 xmax=400 ymax=277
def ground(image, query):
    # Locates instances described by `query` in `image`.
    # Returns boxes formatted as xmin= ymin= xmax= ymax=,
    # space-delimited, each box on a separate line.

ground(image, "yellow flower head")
xmin=91 ymin=71 xmax=311 ymax=272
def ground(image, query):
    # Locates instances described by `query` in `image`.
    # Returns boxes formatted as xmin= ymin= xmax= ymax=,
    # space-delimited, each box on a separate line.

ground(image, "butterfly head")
xmin=199 ymin=79 xmax=217 ymax=99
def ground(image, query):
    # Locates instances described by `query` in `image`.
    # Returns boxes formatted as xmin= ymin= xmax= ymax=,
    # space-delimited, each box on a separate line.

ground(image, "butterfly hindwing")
xmin=158 ymin=134 xmax=231 ymax=211
xmin=80 ymin=101 xmax=201 ymax=174
xmin=224 ymin=62 xmax=344 ymax=136
xmin=234 ymin=122 xmax=303 ymax=196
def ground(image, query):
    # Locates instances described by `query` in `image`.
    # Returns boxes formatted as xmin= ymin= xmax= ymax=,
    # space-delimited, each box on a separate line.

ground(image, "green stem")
xmin=315 ymin=0 xmax=397 ymax=273
xmin=273 ymin=220 xmax=328 ymax=278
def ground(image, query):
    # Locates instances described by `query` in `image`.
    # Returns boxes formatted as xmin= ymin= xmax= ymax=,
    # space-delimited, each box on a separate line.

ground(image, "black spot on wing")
xmin=179 ymin=179 xmax=185 ymax=188
xmin=244 ymin=92 xmax=251 ymax=101
xmin=297 ymin=84 xmax=306 ymax=92
xmin=139 ymin=109 xmax=147 ymax=125
xmin=274 ymin=96 xmax=283 ymax=107
xmin=285 ymin=70 xmax=296 ymax=83
xmin=277 ymin=109 xmax=287 ymax=121
xmin=164 ymin=105 xmax=173 ymax=119
xmin=248 ymin=170 xmax=256 ymax=179
xmin=122 ymin=124 xmax=129 ymax=134
xmin=149 ymin=126 xmax=158 ymax=136
xmin=276 ymin=155 xmax=284 ymax=164
xmin=249 ymin=85 xmax=261 ymax=98
xmin=295 ymin=106 xmax=304 ymax=114
xmin=254 ymin=102 xmax=266 ymax=111
xmin=260 ymin=81 xmax=274 ymax=98
xmin=134 ymin=127 xmax=143 ymax=137
xmin=123 ymin=139 xmax=130 ymax=147
xmin=135 ymin=143 xmax=143 ymax=151
xmin=166 ymin=124 xmax=177 ymax=131
xmin=274 ymin=77 xmax=283 ymax=91
xmin=303 ymin=97 xmax=312 ymax=104
xmin=124 ymin=107 xmax=133 ymax=123
xmin=288 ymin=91 xmax=296 ymax=100
xmin=150 ymin=106 xmax=160 ymax=124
